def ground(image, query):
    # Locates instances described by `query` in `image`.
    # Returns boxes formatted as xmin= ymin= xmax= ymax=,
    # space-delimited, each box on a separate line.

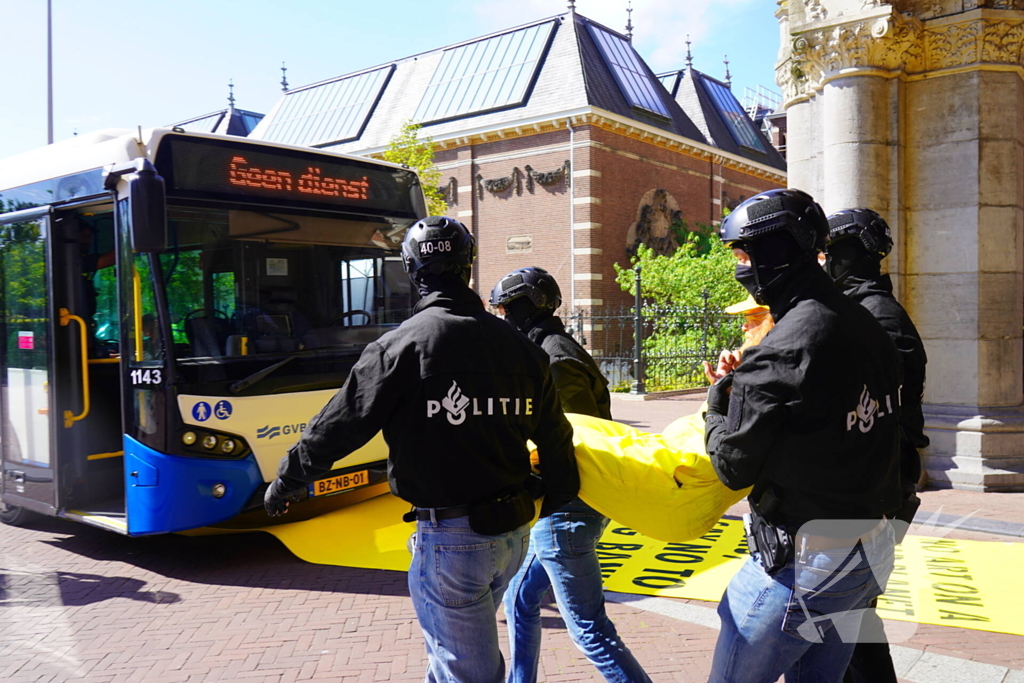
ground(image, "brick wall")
xmin=437 ymin=125 xmax=784 ymax=314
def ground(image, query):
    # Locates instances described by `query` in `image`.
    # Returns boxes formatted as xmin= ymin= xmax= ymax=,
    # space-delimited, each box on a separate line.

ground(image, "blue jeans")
xmin=503 ymin=499 xmax=652 ymax=683
xmin=409 ymin=516 xmax=530 ymax=683
xmin=709 ymin=521 xmax=895 ymax=683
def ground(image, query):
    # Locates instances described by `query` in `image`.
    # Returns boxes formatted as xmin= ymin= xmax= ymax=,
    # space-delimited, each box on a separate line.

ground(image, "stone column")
xmin=776 ymin=0 xmax=1024 ymax=490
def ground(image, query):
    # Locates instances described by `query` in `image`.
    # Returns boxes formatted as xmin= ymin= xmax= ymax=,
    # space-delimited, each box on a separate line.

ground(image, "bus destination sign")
xmin=158 ymin=136 xmax=421 ymax=216
xmin=228 ymin=156 xmax=370 ymax=201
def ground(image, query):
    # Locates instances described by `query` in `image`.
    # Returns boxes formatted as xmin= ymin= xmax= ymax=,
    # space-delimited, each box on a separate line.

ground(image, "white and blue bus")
xmin=0 ymin=128 xmax=426 ymax=535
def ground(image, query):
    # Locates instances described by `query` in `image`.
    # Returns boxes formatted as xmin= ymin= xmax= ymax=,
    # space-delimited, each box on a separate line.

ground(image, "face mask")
xmin=735 ymin=263 xmax=759 ymax=298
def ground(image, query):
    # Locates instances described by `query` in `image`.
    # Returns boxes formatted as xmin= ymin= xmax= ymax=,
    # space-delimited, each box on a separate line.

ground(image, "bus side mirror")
xmin=104 ymin=159 xmax=167 ymax=253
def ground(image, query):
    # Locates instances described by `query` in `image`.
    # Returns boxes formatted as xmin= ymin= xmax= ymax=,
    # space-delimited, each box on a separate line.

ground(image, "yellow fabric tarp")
xmin=569 ymin=411 xmax=749 ymax=543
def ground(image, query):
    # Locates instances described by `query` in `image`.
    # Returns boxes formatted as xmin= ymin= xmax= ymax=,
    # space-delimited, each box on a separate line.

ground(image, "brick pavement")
xmin=0 ymin=393 xmax=1021 ymax=682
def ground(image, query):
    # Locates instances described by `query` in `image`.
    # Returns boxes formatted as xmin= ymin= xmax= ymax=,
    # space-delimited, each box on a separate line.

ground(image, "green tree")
xmin=381 ymin=120 xmax=448 ymax=216
xmin=613 ymin=223 xmax=746 ymax=390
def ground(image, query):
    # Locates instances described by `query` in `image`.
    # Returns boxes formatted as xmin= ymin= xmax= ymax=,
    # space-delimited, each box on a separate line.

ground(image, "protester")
xmin=491 ymin=267 xmax=652 ymax=683
xmin=265 ymin=217 xmax=579 ymax=683
xmin=703 ymin=189 xmax=903 ymax=683
xmin=825 ymin=208 xmax=929 ymax=683
xmin=703 ymin=294 xmax=774 ymax=384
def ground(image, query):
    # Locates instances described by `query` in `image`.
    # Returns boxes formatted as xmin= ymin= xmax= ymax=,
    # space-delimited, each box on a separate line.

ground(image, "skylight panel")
xmin=413 ymin=20 xmax=556 ymax=124
xmin=587 ymin=23 xmax=670 ymax=118
xmin=256 ymin=66 xmax=394 ymax=147
xmin=701 ymin=76 xmax=766 ymax=153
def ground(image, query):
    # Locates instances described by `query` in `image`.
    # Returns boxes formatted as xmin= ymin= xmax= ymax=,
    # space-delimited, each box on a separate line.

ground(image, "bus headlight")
xmin=221 ymin=439 xmax=236 ymax=454
xmin=202 ymin=435 xmax=218 ymax=450
xmin=182 ymin=431 xmax=197 ymax=446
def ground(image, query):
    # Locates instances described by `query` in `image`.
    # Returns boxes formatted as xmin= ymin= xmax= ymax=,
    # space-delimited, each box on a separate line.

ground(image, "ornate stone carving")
xmin=778 ymin=7 xmax=1024 ymax=103
xmin=625 ymin=188 xmax=683 ymax=258
xmin=806 ymin=0 xmax=828 ymax=21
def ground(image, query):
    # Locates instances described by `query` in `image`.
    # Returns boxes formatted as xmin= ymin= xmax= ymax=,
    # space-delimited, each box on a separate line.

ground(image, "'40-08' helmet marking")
xmin=427 ymin=381 xmax=535 ymax=426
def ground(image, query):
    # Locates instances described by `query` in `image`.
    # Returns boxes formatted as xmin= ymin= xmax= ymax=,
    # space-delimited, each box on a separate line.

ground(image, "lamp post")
xmin=631 ymin=264 xmax=645 ymax=395
xmin=47 ymin=0 xmax=53 ymax=144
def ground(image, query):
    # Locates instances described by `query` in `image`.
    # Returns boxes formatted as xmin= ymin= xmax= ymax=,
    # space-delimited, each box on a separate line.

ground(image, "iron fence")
xmin=563 ymin=295 xmax=742 ymax=394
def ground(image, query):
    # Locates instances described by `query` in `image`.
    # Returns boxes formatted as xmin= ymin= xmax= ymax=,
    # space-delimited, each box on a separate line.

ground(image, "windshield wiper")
xmin=228 ymin=355 xmax=299 ymax=395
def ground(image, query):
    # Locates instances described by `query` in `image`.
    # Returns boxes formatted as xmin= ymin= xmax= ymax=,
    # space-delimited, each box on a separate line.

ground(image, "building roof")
xmin=250 ymin=11 xmax=708 ymax=154
xmin=170 ymin=107 xmax=264 ymax=137
xmin=658 ymin=67 xmax=786 ymax=171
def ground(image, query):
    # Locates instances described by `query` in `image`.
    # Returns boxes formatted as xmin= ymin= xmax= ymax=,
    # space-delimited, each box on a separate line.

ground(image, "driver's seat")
xmin=185 ymin=314 xmax=231 ymax=357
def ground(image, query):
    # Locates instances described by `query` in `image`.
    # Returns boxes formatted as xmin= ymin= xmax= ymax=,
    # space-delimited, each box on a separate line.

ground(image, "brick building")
xmin=250 ymin=8 xmax=786 ymax=316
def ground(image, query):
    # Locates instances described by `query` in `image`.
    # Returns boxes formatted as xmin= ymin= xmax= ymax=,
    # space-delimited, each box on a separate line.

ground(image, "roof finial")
xmin=281 ymin=62 xmax=289 ymax=92
xmin=685 ymin=35 xmax=693 ymax=69
xmin=626 ymin=1 xmax=634 ymax=42
xmin=227 ymin=79 xmax=236 ymax=108
xmin=568 ymin=0 xmax=575 ymax=11
xmin=724 ymin=55 xmax=732 ymax=88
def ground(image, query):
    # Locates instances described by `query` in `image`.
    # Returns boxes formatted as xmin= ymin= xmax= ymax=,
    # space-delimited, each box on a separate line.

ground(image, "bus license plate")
xmin=309 ymin=470 xmax=368 ymax=497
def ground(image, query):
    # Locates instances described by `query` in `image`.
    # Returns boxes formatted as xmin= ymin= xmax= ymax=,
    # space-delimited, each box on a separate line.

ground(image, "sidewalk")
xmin=0 ymin=394 xmax=1020 ymax=683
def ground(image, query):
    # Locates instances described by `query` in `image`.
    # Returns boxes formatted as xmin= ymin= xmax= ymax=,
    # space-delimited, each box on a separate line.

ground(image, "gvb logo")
xmin=846 ymin=385 xmax=897 ymax=433
xmin=256 ymin=423 xmax=307 ymax=440
xmin=426 ymin=380 xmax=534 ymax=426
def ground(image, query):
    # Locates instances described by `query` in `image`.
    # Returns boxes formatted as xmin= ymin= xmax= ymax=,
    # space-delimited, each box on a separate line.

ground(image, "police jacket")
xmin=705 ymin=262 xmax=903 ymax=527
xmin=841 ymin=273 xmax=928 ymax=491
xmin=528 ymin=316 xmax=612 ymax=420
xmin=276 ymin=286 xmax=579 ymax=511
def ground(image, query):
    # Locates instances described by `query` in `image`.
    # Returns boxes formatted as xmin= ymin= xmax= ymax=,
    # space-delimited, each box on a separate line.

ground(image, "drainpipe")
xmin=568 ymin=119 xmax=576 ymax=314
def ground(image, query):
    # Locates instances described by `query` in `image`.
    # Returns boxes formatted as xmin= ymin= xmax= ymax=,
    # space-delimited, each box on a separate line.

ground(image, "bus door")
xmin=50 ymin=205 xmax=126 ymax=530
xmin=0 ymin=206 xmax=58 ymax=519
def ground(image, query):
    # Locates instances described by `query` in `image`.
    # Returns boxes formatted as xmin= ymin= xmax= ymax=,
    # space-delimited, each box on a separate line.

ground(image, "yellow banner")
xmin=260 ymin=494 xmax=1024 ymax=637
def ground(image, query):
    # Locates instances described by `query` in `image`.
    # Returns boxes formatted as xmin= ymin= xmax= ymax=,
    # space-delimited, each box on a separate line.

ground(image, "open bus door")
xmin=0 ymin=204 xmax=127 ymax=531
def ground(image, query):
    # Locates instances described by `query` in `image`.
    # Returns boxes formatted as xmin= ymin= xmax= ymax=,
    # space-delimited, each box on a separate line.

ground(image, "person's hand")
xmin=264 ymin=478 xmax=303 ymax=517
xmin=704 ymin=349 xmax=742 ymax=383
xmin=706 ymin=373 xmax=734 ymax=416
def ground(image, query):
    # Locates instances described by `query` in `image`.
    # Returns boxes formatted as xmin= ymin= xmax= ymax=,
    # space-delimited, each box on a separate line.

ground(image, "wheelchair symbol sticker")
xmin=192 ymin=402 xmax=212 ymax=422
xmin=214 ymin=400 xmax=233 ymax=420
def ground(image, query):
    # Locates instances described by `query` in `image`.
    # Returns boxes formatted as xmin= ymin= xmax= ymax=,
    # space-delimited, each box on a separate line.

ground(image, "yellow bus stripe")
xmin=86 ymin=451 xmax=124 ymax=461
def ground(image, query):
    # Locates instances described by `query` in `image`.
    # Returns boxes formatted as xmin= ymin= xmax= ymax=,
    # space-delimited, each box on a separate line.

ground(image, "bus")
xmin=0 ymin=128 xmax=426 ymax=535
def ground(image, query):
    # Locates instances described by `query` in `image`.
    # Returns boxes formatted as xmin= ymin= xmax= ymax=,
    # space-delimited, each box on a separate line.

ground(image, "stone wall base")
xmin=922 ymin=404 xmax=1024 ymax=491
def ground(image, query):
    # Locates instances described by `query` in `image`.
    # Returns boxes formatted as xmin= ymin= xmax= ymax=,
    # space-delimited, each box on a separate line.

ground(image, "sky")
xmin=0 ymin=0 xmax=781 ymax=159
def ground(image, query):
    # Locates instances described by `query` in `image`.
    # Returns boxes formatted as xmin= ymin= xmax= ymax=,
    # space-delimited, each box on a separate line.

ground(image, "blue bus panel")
xmin=124 ymin=435 xmax=263 ymax=535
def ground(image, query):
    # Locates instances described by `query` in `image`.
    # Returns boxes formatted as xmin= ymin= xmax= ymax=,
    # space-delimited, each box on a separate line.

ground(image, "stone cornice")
xmin=777 ymin=6 xmax=1024 ymax=105
xmin=425 ymin=110 xmax=786 ymax=184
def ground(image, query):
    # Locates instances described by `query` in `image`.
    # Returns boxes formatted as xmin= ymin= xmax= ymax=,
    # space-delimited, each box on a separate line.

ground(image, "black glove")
xmin=264 ymin=478 xmax=304 ymax=517
xmin=706 ymin=373 xmax=734 ymax=416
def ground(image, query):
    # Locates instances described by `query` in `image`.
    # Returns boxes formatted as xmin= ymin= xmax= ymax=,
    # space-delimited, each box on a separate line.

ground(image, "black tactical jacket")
xmin=277 ymin=287 xmax=579 ymax=511
xmin=705 ymin=263 xmax=904 ymax=527
xmin=529 ymin=316 xmax=612 ymax=420
xmin=841 ymin=273 xmax=928 ymax=488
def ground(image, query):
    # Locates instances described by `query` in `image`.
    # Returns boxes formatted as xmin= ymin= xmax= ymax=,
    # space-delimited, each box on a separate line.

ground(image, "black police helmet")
xmin=719 ymin=188 xmax=828 ymax=255
xmin=400 ymin=216 xmax=477 ymax=275
xmin=489 ymin=267 xmax=562 ymax=311
xmin=825 ymin=208 xmax=893 ymax=260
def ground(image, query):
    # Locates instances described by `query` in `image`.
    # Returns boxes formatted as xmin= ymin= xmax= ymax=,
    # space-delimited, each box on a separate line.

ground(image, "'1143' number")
xmin=131 ymin=368 xmax=163 ymax=386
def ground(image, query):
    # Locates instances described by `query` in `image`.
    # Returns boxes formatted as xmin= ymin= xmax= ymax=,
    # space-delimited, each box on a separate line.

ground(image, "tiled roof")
xmin=251 ymin=11 xmax=708 ymax=153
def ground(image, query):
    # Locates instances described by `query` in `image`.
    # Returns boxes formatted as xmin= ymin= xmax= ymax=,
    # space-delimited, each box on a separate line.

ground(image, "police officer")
xmin=490 ymin=267 xmax=651 ymax=683
xmin=825 ymin=208 xmax=928 ymax=683
xmin=704 ymin=189 xmax=903 ymax=683
xmin=265 ymin=217 xmax=579 ymax=683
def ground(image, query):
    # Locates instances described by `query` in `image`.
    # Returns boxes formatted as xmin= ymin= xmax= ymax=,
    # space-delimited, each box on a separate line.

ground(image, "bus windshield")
xmin=159 ymin=202 xmax=416 ymax=393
